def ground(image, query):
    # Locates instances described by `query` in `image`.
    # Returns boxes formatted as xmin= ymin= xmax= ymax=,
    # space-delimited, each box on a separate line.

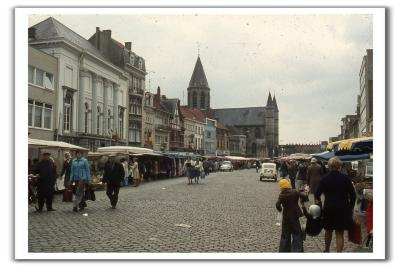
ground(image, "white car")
xmin=260 ymin=163 xmax=277 ymax=181
xmin=220 ymin=161 xmax=234 ymax=172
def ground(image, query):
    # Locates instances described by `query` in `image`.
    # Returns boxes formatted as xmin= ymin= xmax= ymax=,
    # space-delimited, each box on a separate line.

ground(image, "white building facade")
xmin=29 ymin=17 xmax=129 ymax=151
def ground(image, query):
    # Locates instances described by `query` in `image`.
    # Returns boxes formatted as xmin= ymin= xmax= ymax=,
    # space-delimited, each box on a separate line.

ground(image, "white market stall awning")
xmin=97 ymin=146 xmax=162 ymax=156
xmin=28 ymin=138 xmax=89 ymax=151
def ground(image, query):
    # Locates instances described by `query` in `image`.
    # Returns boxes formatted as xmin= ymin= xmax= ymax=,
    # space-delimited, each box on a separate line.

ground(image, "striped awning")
xmin=327 ymin=137 xmax=373 ymax=154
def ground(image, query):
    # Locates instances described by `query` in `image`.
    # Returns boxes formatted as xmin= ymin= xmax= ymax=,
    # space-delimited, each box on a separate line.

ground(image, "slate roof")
xmin=188 ymin=56 xmax=209 ymax=88
xmin=212 ymin=107 xmax=266 ymax=126
xmin=161 ymin=98 xmax=179 ymax=115
xmin=29 ymin=17 xmax=110 ymax=64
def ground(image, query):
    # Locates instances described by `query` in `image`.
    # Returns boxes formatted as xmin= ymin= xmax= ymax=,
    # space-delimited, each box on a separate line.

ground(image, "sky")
xmin=28 ymin=13 xmax=373 ymax=144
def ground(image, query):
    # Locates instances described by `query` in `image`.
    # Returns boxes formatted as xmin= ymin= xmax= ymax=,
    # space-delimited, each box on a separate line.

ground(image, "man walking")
xmin=102 ymin=155 xmax=125 ymax=209
xmin=34 ymin=152 xmax=57 ymax=212
xmin=70 ymin=151 xmax=91 ymax=212
xmin=306 ymin=158 xmax=324 ymax=201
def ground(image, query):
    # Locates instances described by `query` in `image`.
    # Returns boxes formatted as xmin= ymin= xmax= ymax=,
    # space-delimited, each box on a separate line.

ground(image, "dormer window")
xmin=138 ymin=58 xmax=143 ymax=69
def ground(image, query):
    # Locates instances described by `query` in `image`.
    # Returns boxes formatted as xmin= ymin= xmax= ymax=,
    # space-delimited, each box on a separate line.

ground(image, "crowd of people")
xmin=275 ymin=156 xmax=358 ymax=253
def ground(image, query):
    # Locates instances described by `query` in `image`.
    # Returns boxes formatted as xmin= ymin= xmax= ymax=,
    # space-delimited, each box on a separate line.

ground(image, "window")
xmin=97 ymin=106 xmax=102 ymax=135
xmin=130 ymin=55 xmax=135 ymax=65
xmin=108 ymin=110 xmax=112 ymax=131
xmin=192 ymin=91 xmax=197 ymax=108
xmin=28 ymin=100 xmax=52 ymax=129
xmin=28 ymin=65 xmax=54 ymax=90
xmin=84 ymin=103 xmax=89 ymax=133
xmin=119 ymin=109 xmax=124 ymax=139
xmin=129 ymin=121 xmax=141 ymax=143
xmin=138 ymin=59 xmax=143 ymax=69
xmin=63 ymin=95 xmax=72 ymax=132
xmin=255 ymin=128 xmax=261 ymax=139
xmin=200 ymin=91 xmax=205 ymax=109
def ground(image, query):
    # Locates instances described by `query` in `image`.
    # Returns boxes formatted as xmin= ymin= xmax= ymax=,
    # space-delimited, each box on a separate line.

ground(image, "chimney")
xmin=96 ymin=27 xmax=100 ymax=33
xmin=103 ymin=30 xmax=112 ymax=39
xmin=157 ymin=86 xmax=161 ymax=97
xmin=28 ymin=27 xmax=36 ymax=40
xmin=125 ymin=42 xmax=132 ymax=51
xmin=155 ymin=86 xmax=161 ymax=109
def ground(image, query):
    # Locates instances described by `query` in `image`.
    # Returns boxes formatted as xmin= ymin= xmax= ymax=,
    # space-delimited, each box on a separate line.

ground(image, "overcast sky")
xmin=29 ymin=13 xmax=372 ymax=144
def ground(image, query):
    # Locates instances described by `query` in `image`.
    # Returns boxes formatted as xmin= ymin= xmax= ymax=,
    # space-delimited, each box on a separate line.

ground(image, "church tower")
xmin=187 ymin=56 xmax=210 ymax=110
xmin=272 ymin=94 xmax=279 ymax=157
xmin=265 ymin=92 xmax=275 ymax=158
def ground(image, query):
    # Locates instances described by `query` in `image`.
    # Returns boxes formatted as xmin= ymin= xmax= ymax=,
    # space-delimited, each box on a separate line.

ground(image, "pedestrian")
xmin=255 ymin=160 xmax=261 ymax=173
xmin=70 ymin=151 xmax=91 ymax=212
xmin=288 ymin=160 xmax=298 ymax=190
xmin=195 ymin=159 xmax=203 ymax=184
xmin=33 ymin=152 xmax=57 ymax=212
xmin=315 ymin=157 xmax=356 ymax=253
xmin=130 ymin=158 xmax=140 ymax=187
xmin=306 ymin=158 xmax=324 ymax=200
xmin=120 ymin=158 xmax=129 ymax=186
xmin=102 ymin=155 xmax=125 ymax=209
xmin=275 ymin=179 xmax=308 ymax=252
xmin=300 ymin=202 xmax=323 ymax=238
xmin=60 ymin=152 xmax=72 ymax=189
xmin=295 ymin=162 xmax=307 ymax=191
xmin=280 ymin=160 xmax=289 ymax=178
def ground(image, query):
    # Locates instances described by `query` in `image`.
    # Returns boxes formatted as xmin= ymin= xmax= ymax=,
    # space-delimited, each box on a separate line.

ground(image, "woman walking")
xmin=315 ymin=157 xmax=356 ymax=252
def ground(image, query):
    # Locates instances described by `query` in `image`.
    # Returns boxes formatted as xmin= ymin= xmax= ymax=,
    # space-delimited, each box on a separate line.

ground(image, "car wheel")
xmin=274 ymin=176 xmax=277 ymax=182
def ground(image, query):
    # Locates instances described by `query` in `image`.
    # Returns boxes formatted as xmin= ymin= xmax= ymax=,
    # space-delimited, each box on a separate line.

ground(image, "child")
xmin=276 ymin=179 xmax=308 ymax=252
xmin=301 ymin=203 xmax=323 ymax=237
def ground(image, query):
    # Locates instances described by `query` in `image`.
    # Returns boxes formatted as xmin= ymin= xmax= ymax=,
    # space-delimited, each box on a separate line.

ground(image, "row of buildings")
xmin=330 ymin=49 xmax=373 ymax=142
xmin=28 ymin=17 xmax=280 ymax=158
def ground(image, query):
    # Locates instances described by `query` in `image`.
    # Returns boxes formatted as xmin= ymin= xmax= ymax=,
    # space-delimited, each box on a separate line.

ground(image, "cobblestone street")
xmin=28 ymin=169 xmax=361 ymax=253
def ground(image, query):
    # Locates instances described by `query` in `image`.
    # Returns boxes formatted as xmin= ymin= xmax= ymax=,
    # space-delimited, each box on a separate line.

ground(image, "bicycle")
xmin=28 ymin=174 xmax=39 ymax=211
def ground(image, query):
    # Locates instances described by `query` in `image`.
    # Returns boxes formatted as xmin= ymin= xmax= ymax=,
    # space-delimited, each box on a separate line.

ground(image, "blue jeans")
xmin=124 ymin=177 xmax=129 ymax=186
xmin=279 ymin=219 xmax=304 ymax=252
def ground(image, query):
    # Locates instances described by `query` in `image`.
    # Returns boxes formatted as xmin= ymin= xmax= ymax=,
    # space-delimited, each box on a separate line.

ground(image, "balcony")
xmin=169 ymin=141 xmax=184 ymax=149
xmin=128 ymin=87 xmax=144 ymax=96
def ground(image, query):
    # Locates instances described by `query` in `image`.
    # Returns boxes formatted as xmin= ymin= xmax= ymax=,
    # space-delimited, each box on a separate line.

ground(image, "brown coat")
xmin=276 ymin=189 xmax=307 ymax=225
xmin=306 ymin=163 xmax=324 ymax=194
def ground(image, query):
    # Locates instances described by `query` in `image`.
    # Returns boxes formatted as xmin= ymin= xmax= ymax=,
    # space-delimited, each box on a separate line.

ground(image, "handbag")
xmin=348 ymin=218 xmax=362 ymax=244
xmin=62 ymin=188 xmax=73 ymax=202
xmin=84 ymin=185 xmax=96 ymax=201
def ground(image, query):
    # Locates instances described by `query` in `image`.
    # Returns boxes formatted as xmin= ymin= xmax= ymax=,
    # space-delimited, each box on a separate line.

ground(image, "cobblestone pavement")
xmin=28 ymin=169 xmax=364 ymax=253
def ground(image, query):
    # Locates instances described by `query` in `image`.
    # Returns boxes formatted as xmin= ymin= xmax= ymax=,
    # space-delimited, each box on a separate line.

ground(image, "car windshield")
xmin=223 ymin=161 xmax=231 ymax=165
xmin=263 ymin=164 xmax=275 ymax=168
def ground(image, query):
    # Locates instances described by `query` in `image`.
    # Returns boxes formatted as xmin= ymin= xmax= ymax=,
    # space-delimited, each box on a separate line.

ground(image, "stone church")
xmin=187 ymin=56 xmax=280 ymax=158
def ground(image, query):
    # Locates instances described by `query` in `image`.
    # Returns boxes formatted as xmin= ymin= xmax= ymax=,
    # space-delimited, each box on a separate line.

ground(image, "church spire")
xmin=188 ymin=56 xmax=209 ymax=88
xmin=267 ymin=91 xmax=273 ymax=107
xmin=272 ymin=94 xmax=279 ymax=111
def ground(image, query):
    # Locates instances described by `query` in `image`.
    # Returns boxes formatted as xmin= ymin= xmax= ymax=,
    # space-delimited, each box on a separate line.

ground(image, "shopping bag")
xmin=62 ymin=188 xmax=73 ymax=202
xmin=84 ymin=185 xmax=96 ymax=201
xmin=348 ymin=218 xmax=362 ymax=244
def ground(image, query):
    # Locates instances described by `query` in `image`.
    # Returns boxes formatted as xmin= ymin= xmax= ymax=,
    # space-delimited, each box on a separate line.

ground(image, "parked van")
xmin=260 ymin=163 xmax=277 ymax=182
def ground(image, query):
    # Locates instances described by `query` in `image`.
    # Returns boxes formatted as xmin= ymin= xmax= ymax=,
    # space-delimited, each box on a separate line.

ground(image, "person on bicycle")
xmin=33 ymin=152 xmax=57 ymax=212
xmin=70 ymin=151 xmax=91 ymax=212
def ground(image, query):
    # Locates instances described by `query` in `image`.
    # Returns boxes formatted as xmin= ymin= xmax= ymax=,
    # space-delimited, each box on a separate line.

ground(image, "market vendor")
xmin=34 ymin=152 xmax=57 ymax=212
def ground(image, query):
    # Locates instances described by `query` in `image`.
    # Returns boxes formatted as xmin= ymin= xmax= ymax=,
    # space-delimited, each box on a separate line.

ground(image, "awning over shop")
xmin=28 ymin=138 xmax=89 ymax=151
xmin=327 ymin=137 xmax=373 ymax=155
xmin=312 ymin=151 xmax=371 ymax=162
xmin=97 ymin=146 xmax=161 ymax=156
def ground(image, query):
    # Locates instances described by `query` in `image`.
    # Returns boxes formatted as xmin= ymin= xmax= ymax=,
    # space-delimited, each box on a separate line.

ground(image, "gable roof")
xmin=188 ymin=56 xmax=209 ymax=88
xmin=180 ymin=106 xmax=206 ymax=123
xmin=29 ymin=17 xmax=109 ymax=63
xmin=212 ymin=107 xmax=266 ymax=126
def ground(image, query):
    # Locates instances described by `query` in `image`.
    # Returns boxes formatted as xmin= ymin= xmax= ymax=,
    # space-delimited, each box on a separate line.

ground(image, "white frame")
xmin=28 ymin=99 xmax=53 ymax=130
xmin=28 ymin=64 xmax=54 ymax=90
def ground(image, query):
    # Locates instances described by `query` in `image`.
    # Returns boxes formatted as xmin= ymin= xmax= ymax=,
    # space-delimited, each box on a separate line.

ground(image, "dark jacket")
xmin=102 ymin=161 xmax=125 ymax=186
xmin=276 ymin=189 xmax=307 ymax=225
xmin=315 ymin=171 xmax=356 ymax=230
xmin=61 ymin=159 xmax=72 ymax=187
xmin=34 ymin=159 xmax=57 ymax=195
xmin=306 ymin=163 xmax=324 ymax=194
xmin=301 ymin=206 xmax=323 ymax=236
